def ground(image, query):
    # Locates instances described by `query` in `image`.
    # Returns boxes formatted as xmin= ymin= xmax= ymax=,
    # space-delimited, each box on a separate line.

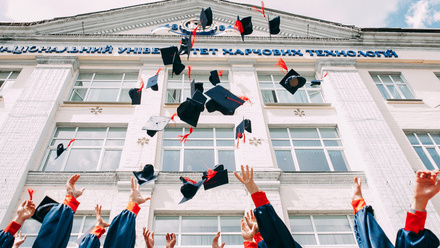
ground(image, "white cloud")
xmin=405 ymin=0 xmax=440 ymax=28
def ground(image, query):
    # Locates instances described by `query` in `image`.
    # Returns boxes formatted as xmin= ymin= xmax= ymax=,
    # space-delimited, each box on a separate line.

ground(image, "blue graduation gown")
xmin=0 ymin=230 xmax=14 ymax=248
xmin=79 ymin=234 xmax=101 ymax=248
xmin=395 ymin=228 xmax=439 ymax=248
xmin=103 ymin=210 xmax=136 ymax=248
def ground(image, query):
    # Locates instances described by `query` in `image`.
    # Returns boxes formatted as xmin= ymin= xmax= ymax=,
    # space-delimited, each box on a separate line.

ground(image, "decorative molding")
xmin=294 ymin=108 xmax=305 ymax=117
xmin=315 ymin=58 xmax=357 ymax=73
xmin=35 ymin=56 xmax=79 ymax=70
xmin=90 ymin=106 xmax=102 ymax=114
xmin=249 ymin=137 xmax=262 ymax=147
xmin=137 ymin=137 xmax=149 ymax=145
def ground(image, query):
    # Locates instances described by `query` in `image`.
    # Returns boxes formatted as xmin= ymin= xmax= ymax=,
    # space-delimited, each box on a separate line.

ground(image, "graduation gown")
xmin=103 ymin=202 xmax=140 ymax=248
xmin=395 ymin=211 xmax=439 ymax=248
xmin=251 ymin=191 xmax=302 ymax=248
xmin=78 ymin=226 xmax=106 ymax=248
xmin=0 ymin=221 xmax=21 ymax=248
xmin=32 ymin=195 xmax=80 ymax=248
xmin=243 ymin=232 xmax=268 ymax=248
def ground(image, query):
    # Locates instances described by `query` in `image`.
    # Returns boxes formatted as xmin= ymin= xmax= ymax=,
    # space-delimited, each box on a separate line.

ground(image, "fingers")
xmin=213 ymin=231 xmax=220 ymax=243
xmin=21 ymin=200 xmax=26 ymax=207
xmin=131 ymin=177 xmax=135 ymax=190
xmin=143 ymin=227 xmax=147 ymax=237
xmin=68 ymin=174 xmax=80 ymax=186
xmin=145 ymin=197 xmax=151 ymax=202
xmin=250 ymin=166 xmax=253 ymax=182
xmin=171 ymin=233 xmax=176 ymax=241
xmin=233 ymin=171 xmax=244 ymax=184
xmin=250 ymin=209 xmax=255 ymax=220
xmin=220 ymin=243 xmax=225 ymax=248
xmin=166 ymin=233 xmax=170 ymax=241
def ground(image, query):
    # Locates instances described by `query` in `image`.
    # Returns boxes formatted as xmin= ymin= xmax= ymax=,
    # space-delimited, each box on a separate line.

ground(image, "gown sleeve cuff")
xmin=404 ymin=210 xmax=427 ymax=234
xmin=63 ymin=195 xmax=80 ymax=213
xmin=244 ymin=241 xmax=258 ymax=248
xmin=251 ymin=191 xmax=270 ymax=208
xmin=4 ymin=221 xmax=21 ymax=235
xmin=126 ymin=201 xmax=141 ymax=215
xmin=351 ymin=198 xmax=366 ymax=215
xmin=91 ymin=225 xmax=106 ymax=239
xmin=254 ymin=232 xmax=263 ymax=243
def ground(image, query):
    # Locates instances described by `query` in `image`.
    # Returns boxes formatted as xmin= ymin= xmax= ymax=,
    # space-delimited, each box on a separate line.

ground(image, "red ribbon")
xmin=234 ymin=20 xmax=244 ymax=34
xmin=178 ymin=127 xmax=193 ymax=143
xmin=155 ymin=68 xmax=162 ymax=76
xmin=252 ymin=1 xmax=265 ymax=17
xmin=184 ymin=177 xmax=197 ymax=184
xmin=226 ymin=97 xmax=244 ymax=105
xmin=236 ymin=131 xmax=246 ymax=148
xmin=218 ymin=70 xmax=223 ymax=77
xmin=67 ymin=139 xmax=75 ymax=148
xmin=205 ymin=169 xmax=218 ymax=182
xmin=137 ymin=78 xmax=144 ymax=94
xmin=276 ymin=58 xmax=288 ymax=73
xmin=28 ymin=188 xmax=34 ymax=201
xmin=171 ymin=113 xmax=177 ymax=126
xmin=188 ymin=66 xmax=192 ymax=80
xmin=239 ymin=96 xmax=252 ymax=104
xmin=191 ymin=25 xmax=199 ymax=47
xmin=323 ymin=72 xmax=328 ymax=78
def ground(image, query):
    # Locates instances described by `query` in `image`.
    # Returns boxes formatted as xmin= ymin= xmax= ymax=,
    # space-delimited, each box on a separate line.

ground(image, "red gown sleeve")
xmin=244 ymin=241 xmax=258 ymax=248
xmin=4 ymin=221 xmax=21 ymax=236
xmin=404 ymin=210 xmax=427 ymax=235
xmin=63 ymin=195 xmax=80 ymax=213
xmin=91 ymin=226 xmax=106 ymax=239
xmin=351 ymin=198 xmax=366 ymax=215
xmin=254 ymin=232 xmax=263 ymax=243
xmin=126 ymin=201 xmax=140 ymax=215
xmin=251 ymin=192 xmax=270 ymax=208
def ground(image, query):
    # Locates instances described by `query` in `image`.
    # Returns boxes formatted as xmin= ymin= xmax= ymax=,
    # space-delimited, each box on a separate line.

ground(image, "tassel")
xmin=178 ymin=127 xmax=193 ymax=143
xmin=188 ymin=66 xmax=192 ymax=80
xmin=28 ymin=188 xmax=34 ymax=201
xmin=226 ymin=97 xmax=244 ymax=105
xmin=239 ymin=96 xmax=252 ymax=104
xmin=171 ymin=113 xmax=177 ymax=126
xmin=184 ymin=177 xmax=197 ymax=184
xmin=218 ymin=70 xmax=223 ymax=77
xmin=323 ymin=72 xmax=328 ymax=78
xmin=276 ymin=58 xmax=288 ymax=73
xmin=67 ymin=139 xmax=76 ymax=148
xmin=155 ymin=68 xmax=162 ymax=76
xmin=251 ymin=1 xmax=265 ymax=17
xmin=234 ymin=20 xmax=244 ymax=33
xmin=236 ymin=131 xmax=243 ymax=148
xmin=205 ymin=169 xmax=218 ymax=181
xmin=191 ymin=26 xmax=198 ymax=47
xmin=137 ymin=78 xmax=144 ymax=94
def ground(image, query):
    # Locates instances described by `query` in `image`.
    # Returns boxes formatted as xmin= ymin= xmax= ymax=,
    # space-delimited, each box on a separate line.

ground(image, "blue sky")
xmin=0 ymin=0 xmax=439 ymax=28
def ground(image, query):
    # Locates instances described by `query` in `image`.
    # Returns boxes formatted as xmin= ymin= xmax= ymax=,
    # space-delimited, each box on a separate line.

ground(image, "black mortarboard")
xmin=191 ymin=80 xmax=204 ymax=96
xmin=32 ymin=196 xmax=59 ymax=223
xmin=129 ymin=88 xmax=142 ymax=105
xmin=172 ymin=55 xmax=186 ymax=76
xmin=56 ymin=143 xmax=65 ymax=158
xmin=142 ymin=116 xmax=171 ymax=137
xmin=202 ymin=164 xmax=229 ymax=190
xmin=311 ymin=80 xmax=322 ymax=86
xmin=179 ymin=177 xmax=205 ymax=204
xmin=133 ymin=164 xmax=158 ymax=185
xmin=146 ymin=74 xmax=159 ymax=91
xmin=199 ymin=7 xmax=213 ymax=30
xmin=236 ymin=16 xmax=253 ymax=41
xmin=205 ymin=85 xmax=244 ymax=115
xmin=206 ymin=99 xmax=234 ymax=115
xmin=269 ymin=16 xmax=281 ymax=35
xmin=279 ymin=69 xmax=306 ymax=95
xmin=179 ymin=36 xmax=192 ymax=59
xmin=191 ymin=90 xmax=207 ymax=112
xmin=177 ymin=98 xmax=202 ymax=127
xmin=160 ymin=46 xmax=179 ymax=65
xmin=209 ymin=70 xmax=221 ymax=86
xmin=235 ymin=119 xmax=252 ymax=139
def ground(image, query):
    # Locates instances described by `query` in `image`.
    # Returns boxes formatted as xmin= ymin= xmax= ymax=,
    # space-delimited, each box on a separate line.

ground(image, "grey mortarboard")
xmin=279 ymin=69 xmax=306 ymax=95
xmin=142 ymin=116 xmax=171 ymax=137
xmin=146 ymin=74 xmax=159 ymax=91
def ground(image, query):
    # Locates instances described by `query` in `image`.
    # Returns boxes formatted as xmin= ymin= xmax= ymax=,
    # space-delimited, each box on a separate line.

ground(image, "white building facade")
xmin=1 ymin=0 xmax=440 ymax=247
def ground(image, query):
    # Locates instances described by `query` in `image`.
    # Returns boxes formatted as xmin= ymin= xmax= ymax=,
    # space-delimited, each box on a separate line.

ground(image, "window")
xmin=0 ymin=71 xmax=19 ymax=91
xmin=41 ymin=127 xmax=126 ymax=171
xmin=258 ymin=73 xmax=324 ymax=104
xmin=290 ymin=215 xmax=356 ymax=246
xmin=406 ymin=132 xmax=440 ymax=170
xmin=270 ymin=128 xmax=349 ymax=171
xmin=20 ymin=215 xmax=109 ymax=247
xmin=154 ymin=215 xmax=242 ymax=247
xmin=370 ymin=73 xmax=415 ymax=100
xmin=69 ymin=73 xmax=138 ymax=102
xmin=166 ymin=71 xmax=230 ymax=103
xmin=162 ymin=127 xmax=235 ymax=171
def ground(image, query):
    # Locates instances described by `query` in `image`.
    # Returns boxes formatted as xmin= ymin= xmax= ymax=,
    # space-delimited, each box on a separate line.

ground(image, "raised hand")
xmin=212 ymin=231 xmax=225 ymax=248
xmin=130 ymin=177 xmax=151 ymax=205
xmin=234 ymin=165 xmax=259 ymax=194
xmin=66 ymin=174 xmax=85 ymax=198
xmin=95 ymin=205 xmax=110 ymax=228
xmin=241 ymin=219 xmax=257 ymax=242
xmin=143 ymin=228 xmax=154 ymax=248
xmin=14 ymin=200 xmax=36 ymax=225
xmin=412 ymin=170 xmax=440 ymax=211
xmin=166 ymin=233 xmax=177 ymax=248
xmin=12 ymin=231 xmax=27 ymax=248
xmin=245 ymin=210 xmax=259 ymax=233
xmin=352 ymin=177 xmax=363 ymax=201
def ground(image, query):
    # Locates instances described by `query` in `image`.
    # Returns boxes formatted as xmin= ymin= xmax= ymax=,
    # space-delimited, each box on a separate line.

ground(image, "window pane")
xmin=182 ymin=216 xmax=217 ymax=232
xmin=181 ymin=235 xmax=215 ymax=245
xmin=76 ymin=128 xmax=106 ymax=139
xmin=269 ymin=129 xmax=288 ymax=139
xmin=308 ymin=91 xmax=324 ymax=103
xmin=163 ymin=150 xmax=180 ymax=171
xmin=64 ymin=149 xmax=100 ymax=171
xmin=258 ymin=75 xmax=273 ymax=81
xmin=77 ymin=73 xmax=93 ymax=80
xmin=54 ymin=127 xmax=76 ymax=138
xmin=328 ymin=150 xmax=349 ymax=171
xmin=167 ymin=89 xmax=181 ymax=103
xmin=185 ymin=140 xmax=214 ymax=146
xmin=184 ymin=149 xmax=214 ymax=171
xmin=220 ymin=216 xmax=242 ymax=232
xmin=190 ymin=128 xmax=213 ymax=138
xmin=216 ymin=128 xmax=234 ymax=138
xmin=42 ymin=150 xmax=65 ymax=171
xmin=381 ymin=75 xmax=393 ymax=84
xmin=21 ymin=236 xmax=37 ymax=247
xmin=418 ymin=134 xmax=433 ymax=145
xmin=155 ymin=216 xmax=179 ymax=233
xmin=262 ymin=90 xmax=277 ymax=103
xmin=272 ymin=140 xmax=291 ymax=146
xmin=75 ymin=139 xmax=104 ymax=146
xmin=414 ymin=147 xmax=435 ymax=170
xmin=431 ymin=134 xmax=440 ymax=144
xmin=427 ymin=148 xmax=440 ymax=167
xmin=91 ymin=80 xmax=121 ymax=87
xmin=314 ymin=215 xmax=351 ymax=232
xmin=163 ymin=140 xmax=182 ymax=146
xmin=124 ymin=73 xmax=138 ymax=81
xmin=397 ymin=85 xmax=414 ymax=99
xmin=86 ymin=89 xmax=119 ymax=101
xmin=101 ymin=150 xmax=122 ymax=171
xmin=324 ymin=140 xmax=342 ymax=146
xmin=290 ymin=216 xmax=313 ymax=232
xmin=164 ymin=129 xmax=182 ymax=138
xmin=108 ymin=127 xmax=127 ymax=138
xmin=376 ymin=84 xmax=390 ymax=99
xmin=94 ymin=73 xmax=122 ymax=80
xmin=119 ymin=89 xmax=131 ymax=102
xmin=72 ymin=216 xmax=84 ymax=233
xmin=218 ymin=150 xmax=235 ymax=171
xmin=292 ymin=234 xmax=317 ymax=245
xmin=291 ymin=90 xmax=308 ymax=103
xmin=217 ymin=140 xmax=235 ymax=146
xmin=387 ymin=85 xmax=401 ymax=99
xmin=296 ymin=149 xmax=330 ymax=171
xmin=320 ymin=128 xmax=338 ymax=138
xmin=275 ymin=150 xmax=295 ymax=171
xmin=21 ymin=219 xmax=41 ymax=234
xmin=292 ymin=140 xmax=321 ymax=147
xmin=406 ymin=133 xmax=419 ymax=145
xmin=70 ymin=88 xmax=87 ymax=101
xmin=290 ymin=128 xmax=319 ymax=138
xmin=83 ymin=216 xmax=98 ymax=232
xmin=318 ymin=234 xmax=355 ymax=245
xmin=277 ymin=91 xmax=296 ymax=103
xmin=221 ymin=235 xmax=242 ymax=245
xmin=105 ymin=139 xmax=125 ymax=146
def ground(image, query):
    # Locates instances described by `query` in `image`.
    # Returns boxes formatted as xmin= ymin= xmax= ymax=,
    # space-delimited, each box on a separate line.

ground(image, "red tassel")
xmin=155 ymin=68 xmax=162 ymax=76
xmin=276 ymin=58 xmax=288 ymax=73
xmin=188 ymin=66 xmax=192 ymax=80
xmin=178 ymin=127 xmax=193 ymax=143
xmin=252 ymin=1 xmax=265 ymax=17
xmin=184 ymin=177 xmax=197 ymax=184
xmin=205 ymin=169 xmax=218 ymax=181
xmin=67 ymin=139 xmax=75 ymax=148
xmin=234 ymin=20 xmax=244 ymax=33
xmin=137 ymin=78 xmax=144 ymax=94
xmin=171 ymin=113 xmax=177 ymax=126
xmin=244 ymin=133 xmax=246 ymax=143
xmin=239 ymin=96 xmax=252 ymax=104
xmin=226 ymin=97 xmax=244 ymax=105
xmin=28 ymin=188 xmax=34 ymax=201
xmin=236 ymin=131 xmax=242 ymax=148
xmin=218 ymin=70 xmax=223 ymax=77
xmin=191 ymin=26 xmax=198 ymax=47
xmin=323 ymin=72 xmax=328 ymax=78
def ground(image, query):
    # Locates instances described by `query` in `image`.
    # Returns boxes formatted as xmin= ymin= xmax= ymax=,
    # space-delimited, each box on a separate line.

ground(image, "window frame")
xmin=406 ymin=132 xmax=440 ymax=170
xmin=370 ymin=73 xmax=415 ymax=100
xmin=0 ymin=70 xmax=20 ymax=91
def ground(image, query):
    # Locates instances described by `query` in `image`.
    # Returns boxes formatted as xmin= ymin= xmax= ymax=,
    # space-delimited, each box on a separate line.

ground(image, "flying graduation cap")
xmin=160 ymin=46 xmax=179 ymax=65
xmin=55 ymin=139 xmax=75 ymax=159
xmin=199 ymin=7 xmax=213 ymax=30
xmin=129 ymin=88 xmax=142 ymax=105
xmin=32 ymin=196 xmax=59 ymax=223
xmin=179 ymin=176 xmax=206 ymax=204
xmin=311 ymin=79 xmax=322 ymax=86
xmin=236 ymin=119 xmax=252 ymax=148
xmin=142 ymin=116 xmax=171 ymax=137
xmin=234 ymin=16 xmax=253 ymax=41
xmin=191 ymin=80 xmax=204 ymax=96
xmin=179 ymin=35 xmax=192 ymax=60
xmin=209 ymin=70 xmax=223 ymax=86
xmin=269 ymin=16 xmax=281 ymax=35
xmin=177 ymin=90 xmax=207 ymax=127
xmin=279 ymin=69 xmax=306 ymax=95
xmin=133 ymin=164 xmax=158 ymax=185
xmin=172 ymin=54 xmax=186 ymax=76
xmin=202 ymin=164 xmax=228 ymax=190
xmin=205 ymin=85 xmax=245 ymax=115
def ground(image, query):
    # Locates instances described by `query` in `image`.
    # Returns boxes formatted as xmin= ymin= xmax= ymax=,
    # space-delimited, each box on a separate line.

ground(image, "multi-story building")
xmin=1 ymin=0 xmax=440 ymax=247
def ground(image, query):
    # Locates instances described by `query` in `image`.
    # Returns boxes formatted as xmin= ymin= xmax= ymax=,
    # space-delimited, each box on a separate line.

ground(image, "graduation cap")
xmin=205 ymin=85 xmax=245 ymax=115
xmin=279 ymin=69 xmax=306 ymax=95
xmin=32 ymin=196 xmax=59 ymax=223
xmin=311 ymin=79 xmax=322 ymax=86
xmin=146 ymin=74 xmax=159 ymax=91
xmin=179 ymin=35 xmax=192 ymax=60
xmin=160 ymin=46 xmax=179 ymax=65
xmin=236 ymin=119 xmax=252 ymax=139
xmin=235 ymin=16 xmax=253 ymax=41
xmin=55 ymin=139 xmax=75 ymax=159
xmin=209 ymin=70 xmax=223 ymax=86
xmin=202 ymin=164 xmax=229 ymax=190
xmin=191 ymin=90 xmax=207 ymax=111
xmin=177 ymin=98 xmax=203 ymax=127
xmin=133 ymin=164 xmax=158 ymax=185
xmin=172 ymin=55 xmax=186 ymax=76
xmin=129 ymin=88 xmax=142 ymax=105
xmin=179 ymin=177 xmax=205 ymax=204
xmin=191 ymin=80 xmax=204 ymax=96
xmin=269 ymin=16 xmax=281 ymax=35
xmin=142 ymin=116 xmax=171 ymax=137
xmin=199 ymin=7 xmax=213 ymax=30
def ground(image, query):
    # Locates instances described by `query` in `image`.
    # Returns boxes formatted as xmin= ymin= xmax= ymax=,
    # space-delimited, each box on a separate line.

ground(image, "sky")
xmin=0 ymin=0 xmax=440 ymax=28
